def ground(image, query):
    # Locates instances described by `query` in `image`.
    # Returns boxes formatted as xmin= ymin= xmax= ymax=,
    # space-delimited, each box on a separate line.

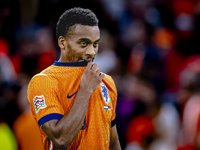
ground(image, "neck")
xmin=58 ymin=56 xmax=62 ymax=62
xmin=58 ymin=55 xmax=72 ymax=63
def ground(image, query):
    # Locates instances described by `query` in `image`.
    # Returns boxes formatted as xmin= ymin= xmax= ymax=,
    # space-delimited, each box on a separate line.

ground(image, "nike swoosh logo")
xmin=67 ymin=91 xmax=78 ymax=99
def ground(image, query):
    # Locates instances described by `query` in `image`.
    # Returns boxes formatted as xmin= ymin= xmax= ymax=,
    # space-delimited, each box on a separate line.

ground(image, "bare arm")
xmin=110 ymin=125 xmax=121 ymax=150
xmin=42 ymin=62 xmax=104 ymax=149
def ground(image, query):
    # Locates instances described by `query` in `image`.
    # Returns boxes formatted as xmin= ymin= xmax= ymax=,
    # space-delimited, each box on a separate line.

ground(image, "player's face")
xmin=62 ymin=24 xmax=100 ymax=62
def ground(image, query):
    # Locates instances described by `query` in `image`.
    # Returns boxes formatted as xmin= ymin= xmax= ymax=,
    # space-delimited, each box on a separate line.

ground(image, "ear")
xmin=58 ymin=36 xmax=66 ymax=50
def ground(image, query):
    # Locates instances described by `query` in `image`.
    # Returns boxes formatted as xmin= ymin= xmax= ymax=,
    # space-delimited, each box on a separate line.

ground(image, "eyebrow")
xmin=95 ymin=38 xmax=101 ymax=43
xmin=78 ymin=38 xmax=101 ymax=43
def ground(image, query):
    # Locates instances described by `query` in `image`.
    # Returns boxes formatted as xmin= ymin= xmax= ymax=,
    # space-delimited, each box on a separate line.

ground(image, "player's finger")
xmin=99 ymin=72 xmax=105 ymax=80
xmin=96 ymin=68 xmax=102 ymax=76
xmin=91 ymin=63 xmax=98 ymax=72
xmin=85 ymin=61 xmax=93 ymax=71
xmin=96 ymin=68 xmax=104 ymax=79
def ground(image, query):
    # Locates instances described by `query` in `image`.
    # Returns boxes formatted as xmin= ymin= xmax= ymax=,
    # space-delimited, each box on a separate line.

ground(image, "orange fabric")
xmin=13 ymin=110 xmax=43 ymax=150
xmin=27 ymin=62 xmax=117 ymax=150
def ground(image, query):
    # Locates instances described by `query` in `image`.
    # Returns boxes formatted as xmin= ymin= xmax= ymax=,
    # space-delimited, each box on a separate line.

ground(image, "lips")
xmin=78 ymin=57 xmax=94 ymax=62
xmin=87 ymin=58 xmax=93 ymax=62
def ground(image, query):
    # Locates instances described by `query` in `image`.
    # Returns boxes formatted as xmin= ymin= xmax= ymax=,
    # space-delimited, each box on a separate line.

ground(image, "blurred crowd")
xmin=1 ymin=0 xmax=200 ymax=150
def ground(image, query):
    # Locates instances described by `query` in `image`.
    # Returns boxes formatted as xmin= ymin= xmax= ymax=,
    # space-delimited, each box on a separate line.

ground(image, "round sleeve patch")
xmin=33 ymin=95 xmax=47 ymax=114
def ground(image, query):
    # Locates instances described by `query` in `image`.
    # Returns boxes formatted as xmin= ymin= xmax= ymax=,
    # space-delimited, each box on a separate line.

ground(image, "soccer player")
xmin=27 ymin=7 xmax=121 ymax=150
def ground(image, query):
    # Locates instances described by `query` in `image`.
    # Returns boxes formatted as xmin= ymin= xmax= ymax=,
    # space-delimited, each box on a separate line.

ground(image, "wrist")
xmin=79 ymin=86 xmax=94 ymax=94
xmin=78 ymin=87 xmax=93 ymax=97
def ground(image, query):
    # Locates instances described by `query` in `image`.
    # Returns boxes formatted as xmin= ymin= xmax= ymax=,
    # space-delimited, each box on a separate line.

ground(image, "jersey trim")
xmin=38 ymin=113 xmax=63 ymax=126
xmin=111 ymin=118 xmax=116 ymax=127
xmin=50 ymin=140 xmax=53 ymax=150
xmin=53 ymin=61 xmax=89 ymax=67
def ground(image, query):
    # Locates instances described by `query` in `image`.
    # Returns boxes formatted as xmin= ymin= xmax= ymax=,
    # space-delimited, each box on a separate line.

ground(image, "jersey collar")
xmin=53 ymin=61 xmax=89 ymax=67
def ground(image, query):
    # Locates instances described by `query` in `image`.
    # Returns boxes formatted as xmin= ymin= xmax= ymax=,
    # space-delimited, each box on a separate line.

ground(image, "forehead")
xmin=69 ymin=24 xmax=100 ymax=41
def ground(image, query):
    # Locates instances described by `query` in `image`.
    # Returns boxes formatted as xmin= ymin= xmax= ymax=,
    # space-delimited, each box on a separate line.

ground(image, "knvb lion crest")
xmin=33 ymin=95 xmax=47 ymax=113
xmin=101 ymin=82 xmax=110 ymax=105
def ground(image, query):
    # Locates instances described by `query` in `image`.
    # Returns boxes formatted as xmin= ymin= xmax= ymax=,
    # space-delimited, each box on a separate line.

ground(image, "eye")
xmin=93 ymin=43 xmax=98 ymax=48
xmin=80 ymin=42 xmax=87 ymax=47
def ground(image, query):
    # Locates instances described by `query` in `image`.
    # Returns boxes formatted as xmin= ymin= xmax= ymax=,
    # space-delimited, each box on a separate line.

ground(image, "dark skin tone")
xmin=42 ymin=24 xmax=121 ymax=150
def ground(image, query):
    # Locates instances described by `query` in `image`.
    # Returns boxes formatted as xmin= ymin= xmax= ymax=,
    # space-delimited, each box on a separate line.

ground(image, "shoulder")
xmin=27 ymin=70 xmax=59 ymax=104
xmin=28 ymin=69 xmax=58 ymax=93
xmin=103 ymin=74 xmax=116 ymax=89
xmin=29 ymin=73 xmax=50 ymax=86
xmin=103 ymin=74 xmax=114 ymax=84
xmin=102 ymin=73 xmax=117 ymax=97
xmin=29 ymin=65 xmax=58 ymax=85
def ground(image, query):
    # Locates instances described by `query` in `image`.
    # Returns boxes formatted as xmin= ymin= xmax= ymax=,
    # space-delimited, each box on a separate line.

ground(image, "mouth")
xmin=87 ymin=58 xmax=94 ymax=62
xmin=78 ymin=59 xmax=84 ymax=62
xmin=78 ymin=57 xmax=94 ymax=62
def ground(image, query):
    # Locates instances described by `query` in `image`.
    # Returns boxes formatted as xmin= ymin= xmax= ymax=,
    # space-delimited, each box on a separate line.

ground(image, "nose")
xmin=86 ymin=45 xmax=96 ymax=56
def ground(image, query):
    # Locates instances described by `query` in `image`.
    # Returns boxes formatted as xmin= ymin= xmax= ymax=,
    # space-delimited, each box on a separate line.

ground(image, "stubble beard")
xmin=78 ymin=56 xmax=94 ymax=62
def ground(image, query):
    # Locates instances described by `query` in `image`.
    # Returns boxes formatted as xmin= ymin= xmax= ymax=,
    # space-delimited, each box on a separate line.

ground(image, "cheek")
xmin=66 ymin=44 xmax=84 ymax=61
xmin=67 ymin=44 xmax=76 ymax=55
xmin=95 ymin=47 xmax=98 ymax=53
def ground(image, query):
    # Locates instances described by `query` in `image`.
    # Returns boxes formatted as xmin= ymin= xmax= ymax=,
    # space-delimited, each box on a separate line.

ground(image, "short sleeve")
xmin=27 ymin=74 xmax=64 ymax=126
xmin=110 ymin=81 xmax=117 ymax=126
xmin=104 ymin=75 xmax=117 ymax=126
xmin=111 ymin=82 xmax=117 ymax=121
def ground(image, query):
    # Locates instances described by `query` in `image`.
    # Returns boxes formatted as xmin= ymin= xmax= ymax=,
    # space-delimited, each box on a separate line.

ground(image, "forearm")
xmin=60 ymin=90 xmax=90 ymax=137
xmin=110 ymin=139 xmax=121 ymax=150
xmin=43 ymin=89 xmax=92 ymax=149
xmin=110 ymin=125 xmax=122 ymax=150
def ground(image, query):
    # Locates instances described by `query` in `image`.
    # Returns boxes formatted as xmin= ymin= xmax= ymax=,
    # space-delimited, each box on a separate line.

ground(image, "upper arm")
xmin=110 ymin=125 xmax=118 ymax=143
xmin=28 ymin=75 xmax=65 ymax=147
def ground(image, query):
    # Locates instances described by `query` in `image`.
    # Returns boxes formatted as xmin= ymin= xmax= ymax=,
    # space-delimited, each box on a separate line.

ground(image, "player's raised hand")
xmin=80 ymin=61 xmax=104 ymax=93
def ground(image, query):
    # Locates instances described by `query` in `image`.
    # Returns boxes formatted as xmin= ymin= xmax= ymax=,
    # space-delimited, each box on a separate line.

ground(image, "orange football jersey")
xmin=27 ymin=61 xmax=117 ymax=150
